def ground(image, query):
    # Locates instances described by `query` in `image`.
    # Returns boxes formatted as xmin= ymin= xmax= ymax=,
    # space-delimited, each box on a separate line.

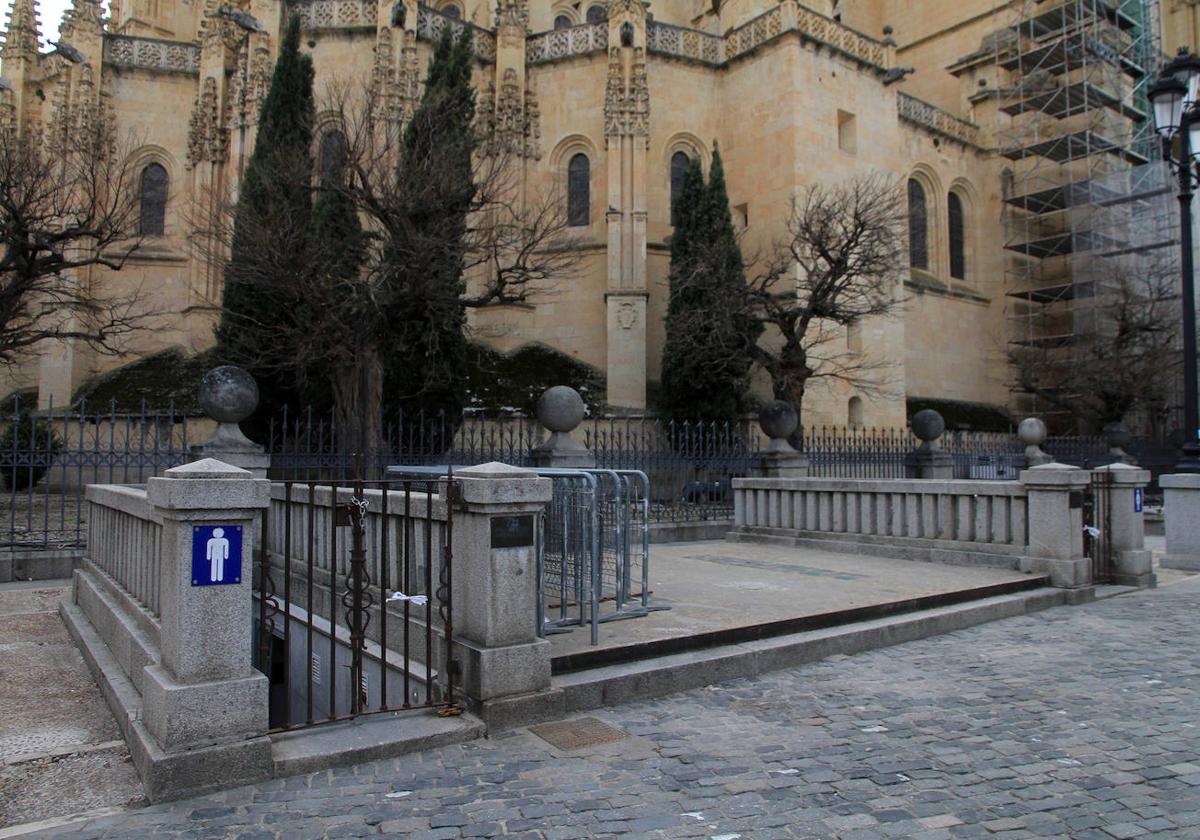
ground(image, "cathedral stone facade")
xmin=0 ymin=0 xmax=1185 ymax=425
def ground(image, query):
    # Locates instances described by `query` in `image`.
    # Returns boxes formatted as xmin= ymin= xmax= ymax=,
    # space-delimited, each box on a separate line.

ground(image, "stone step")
xmin=553 ymin=586 xmax=1068 ymax=715
xmin=269 ymin=709 xmax=486 ymax=779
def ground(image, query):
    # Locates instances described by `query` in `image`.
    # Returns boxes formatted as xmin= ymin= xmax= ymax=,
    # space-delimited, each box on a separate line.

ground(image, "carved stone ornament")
xmin=187 ymin=76 xmax=228 ymax=167
xmin=617 ymin=301 xmax=638 ymax=329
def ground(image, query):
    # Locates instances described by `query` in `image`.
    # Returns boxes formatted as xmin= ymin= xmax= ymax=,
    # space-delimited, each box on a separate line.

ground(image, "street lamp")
xmin=1149 ymin=47 xmax=1200 ymax=472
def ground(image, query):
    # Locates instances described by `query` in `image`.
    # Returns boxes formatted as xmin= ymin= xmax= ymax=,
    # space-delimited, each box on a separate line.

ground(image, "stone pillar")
xmin=1020 ymin=463 xmax=1091 ymax=591
xmin=529 ymin=386 xmax=594 ymax=469
xmin=906 ymin=409 xmax=954 ymax=479
xmin=141 ymin=458 xmax=272 ymax=796
xmin=1018 ymin=417 xmax=1053 ymax=467
xmin=189 ymin=366 xmax=269 ymax=478
xmin=1161 ymin=474 xmax=1200 ymax=571
xmin=753 ymin=400 xmax=808 ymax=478
xmin=449 ymin=462 xmax=556 ymax=728
xmin=1094 ymin=463 xmax=1154 ymax=587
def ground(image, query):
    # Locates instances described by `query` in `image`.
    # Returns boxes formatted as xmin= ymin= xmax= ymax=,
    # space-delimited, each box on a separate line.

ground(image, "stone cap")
xmin=165 ymin=458 xmax=253 ymax=479
xmin=456 ymin=462 xmax=553 ymax=507
xmin=1160 ymin=474 xmax=1200 ymax=490
xmin=1019 ymin=462 xmax=1089 ymax=489
xmin=149 ymin=458 xmax=270 ymax=511
xmin=456 ymin=462 xmax=536 ymax=479
xmin=1093 ymin=462 xmax=1151 ymax=486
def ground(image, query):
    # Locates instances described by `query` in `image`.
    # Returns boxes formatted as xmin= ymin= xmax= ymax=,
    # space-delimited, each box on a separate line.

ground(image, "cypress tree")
xmin=215 ymin=15 xmax=316 ymax=418
xmin=380 ymin=29 xmax=476 ymax=422
xmin=660 ymin=143 xmax=759 ymax=426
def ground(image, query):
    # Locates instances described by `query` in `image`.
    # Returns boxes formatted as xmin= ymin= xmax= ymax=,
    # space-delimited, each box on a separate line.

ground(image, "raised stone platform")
xmin=547 ymin=540 xmax=1048 ymax=667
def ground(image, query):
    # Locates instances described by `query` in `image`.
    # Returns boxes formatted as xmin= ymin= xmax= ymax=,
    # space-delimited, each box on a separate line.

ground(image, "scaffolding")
xmin=995 ymin=0 xmax=1179 ymax=432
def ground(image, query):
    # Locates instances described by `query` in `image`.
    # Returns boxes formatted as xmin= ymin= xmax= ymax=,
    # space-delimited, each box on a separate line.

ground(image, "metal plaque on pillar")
xmin=491 ymin=515 xmax=534 ymax=548
xmin=191 ymin=524 xmax=244 ymax=586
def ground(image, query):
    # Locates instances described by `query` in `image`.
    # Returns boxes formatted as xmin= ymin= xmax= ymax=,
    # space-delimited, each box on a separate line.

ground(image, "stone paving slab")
xmin=548 ymin=540 xmax=1038 ymax=660
xmin=0 ymin=582 xmax=145 ymax=828
xmin=24 ymin=573 xmax=1200 ymax=839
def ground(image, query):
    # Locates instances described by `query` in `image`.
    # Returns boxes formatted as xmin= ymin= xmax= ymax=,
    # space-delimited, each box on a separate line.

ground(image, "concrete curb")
xmin=270 ymin=711 xmax=486 ymax=778
xmin=553 ymin=587 xmax=1067 ymax=715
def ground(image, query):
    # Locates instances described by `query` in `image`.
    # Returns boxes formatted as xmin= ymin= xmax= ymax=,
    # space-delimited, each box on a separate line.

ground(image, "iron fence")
xmin=0 ymin=396 xmax=194 ymax=549
xmin=0 ymin=395 xmax=1177 ymax=550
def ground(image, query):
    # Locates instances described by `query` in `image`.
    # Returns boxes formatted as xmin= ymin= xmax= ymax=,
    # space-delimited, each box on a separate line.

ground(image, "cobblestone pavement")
xmin=34 ymin=576 xmax=1200 ymax=840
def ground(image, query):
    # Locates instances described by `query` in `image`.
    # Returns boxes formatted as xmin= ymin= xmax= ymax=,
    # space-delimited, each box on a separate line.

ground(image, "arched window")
xmin=848 ymin=396 xmax=864 ymax=427
xmin=907 ymin=178 xmax=928 ymax=271
xmin=669 ymin=150 xmax=690 ymax=228
xmin=554 ymin=14 xmax=572 ymax=29
xmin=139 ymin=163 xmax=168 ymax=236
xmin=318 ymin=129 xmax=347 ymax=188
xmin=586 ymin=4 xmax=606 ymax=23
xmin=440 ymin=3 xmax=461 ymax=19
xmin=620 ymin=22 xmax=634 ymax=46
xmin=567 ymin=153 xmax=589 ymax=227
xmin=948 ymin=191 xmax=966 ymax=280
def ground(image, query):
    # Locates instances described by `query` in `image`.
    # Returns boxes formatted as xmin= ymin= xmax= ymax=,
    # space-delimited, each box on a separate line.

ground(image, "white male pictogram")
xmin=206 ymin=527 xmax=230 ymax=582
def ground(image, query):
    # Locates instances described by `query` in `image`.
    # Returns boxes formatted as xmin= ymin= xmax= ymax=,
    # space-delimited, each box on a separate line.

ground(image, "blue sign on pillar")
xmin=1134 ymin=488 xmax=1143 ymax=513
xmin=191 ymin=524 xmax=243 ymax=586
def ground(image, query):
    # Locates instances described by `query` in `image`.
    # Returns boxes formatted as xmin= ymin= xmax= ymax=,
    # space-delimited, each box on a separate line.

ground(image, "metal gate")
xmin=254 ymin=477 xmax=459 ymax=731
xmin=1083 ymin=470 xmax=1116 ymax=585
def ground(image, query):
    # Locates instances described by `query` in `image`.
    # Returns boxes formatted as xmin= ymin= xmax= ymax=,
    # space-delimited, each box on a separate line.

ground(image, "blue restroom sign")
xmin=191 ymin=524 xmax=243 ymax=586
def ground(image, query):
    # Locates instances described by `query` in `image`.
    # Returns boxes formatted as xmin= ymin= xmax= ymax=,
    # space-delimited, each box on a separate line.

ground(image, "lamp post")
xmin=1149 ymin=47 xmax=1200 ymax=473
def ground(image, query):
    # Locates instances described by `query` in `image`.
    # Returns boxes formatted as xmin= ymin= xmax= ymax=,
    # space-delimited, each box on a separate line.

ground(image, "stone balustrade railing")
xmin=791 ymin=2 xmax=886 ymax=67
xmin=265 ymin=483 xmax=449 ymax=578
xmin=289 ymin=0 xmax=373 ymax=28
xmin=415 ymin=4 xmax=497 ymax=61
xmin=724 ymin=5 xmax=786 ymax=62
xmin=284 ymin=2 xmax=495 ymax=59
xmin=526 ymin=21 xmax=608 ymax=64
xmin=897 ymin=92 xmax=983 ymax=148
xmin=646 ymin=20 xmax=723 ymax=65
xmin=733 ymin=476 xmax=1029 ymax=566
xmin=85 ymin=484 xmax=164 ymax=618
xmin=103 ymin=36 xmax=200 ymax=75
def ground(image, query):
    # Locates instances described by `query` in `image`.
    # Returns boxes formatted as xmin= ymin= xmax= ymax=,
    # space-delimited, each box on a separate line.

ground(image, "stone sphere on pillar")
xmin=198 ymin=366 xmax=259 ymax=424
xmin=536 ymin=386 xmax=586 ymax=434
xmin=759 ymin=400 xmax=799 ymax=441
xmin=911 ymin=408 xmax=945 ymax=443
xmin=1018 ymin=417 xmax=1047 ymax=447
xmin=1103 ymin=421 xmax=1131 ymax=449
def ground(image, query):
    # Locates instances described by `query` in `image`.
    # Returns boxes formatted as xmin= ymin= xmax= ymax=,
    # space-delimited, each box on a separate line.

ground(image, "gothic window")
xmin=948 ymin=191 xmax=966 ymax=280
xmin=139 ymin=163 xmax=168 ymax=236
xmin=620 ymin=22 xmax=634 ymax=46
xmin=568 ymin=153 xmax=589 ymax=227
xmin=554 ymin=14 xmax=572 ymax=29
xmin=586 ymin=4 xmax=607 ymax=23
xmin=907 ymin=178 xmax=928 ymax=271
xmin=440 ymin=3 xmax=461 ymax=19
xmin=670 ymin=150 xmax=690 ymax=227
xmin=318 ymin=129 xmax=348 ymax=188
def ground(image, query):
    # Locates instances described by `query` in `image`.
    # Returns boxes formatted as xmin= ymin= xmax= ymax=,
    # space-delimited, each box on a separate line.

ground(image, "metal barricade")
xmin=387 ymin=464 xmax=667 ymax=646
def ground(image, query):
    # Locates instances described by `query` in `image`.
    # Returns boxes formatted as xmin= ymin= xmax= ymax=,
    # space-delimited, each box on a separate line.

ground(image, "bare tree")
xmin=746 ymin=174 xmax=905 ymax=425
xmin=0 ymin=117 xmax=149 ymax=367
xmin=1010 ymin=257 xmax=1180 ymax=435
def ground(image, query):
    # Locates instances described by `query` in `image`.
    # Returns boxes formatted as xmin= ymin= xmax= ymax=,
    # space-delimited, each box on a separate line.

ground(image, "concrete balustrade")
xmin=732 ymin=476 xmax=1030 ymax=568
xmin=85 ymin=484 xmax=164 ymax=617
xmin=732 ymin=463 xmax=1118 ymax=595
